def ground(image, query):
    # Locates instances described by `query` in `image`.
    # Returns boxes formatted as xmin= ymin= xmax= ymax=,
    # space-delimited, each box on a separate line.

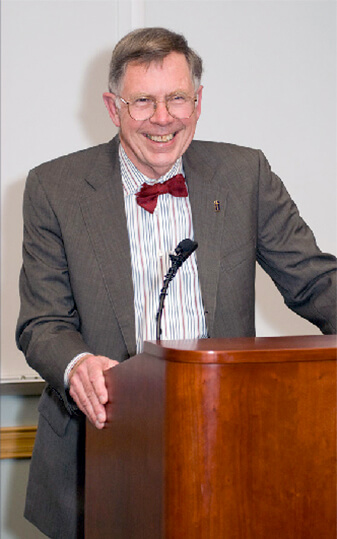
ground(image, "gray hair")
xmin=108 ymin=27 xmax=203 ymax=93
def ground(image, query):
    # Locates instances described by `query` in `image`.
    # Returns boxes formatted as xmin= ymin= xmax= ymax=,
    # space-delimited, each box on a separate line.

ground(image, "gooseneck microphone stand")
xmin=156 ymin=239 xmax=198 ymax=341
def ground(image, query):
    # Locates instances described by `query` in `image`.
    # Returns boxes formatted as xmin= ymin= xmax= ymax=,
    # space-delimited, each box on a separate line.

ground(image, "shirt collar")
xmin=119 ymin=144 xmax=184 ymax=197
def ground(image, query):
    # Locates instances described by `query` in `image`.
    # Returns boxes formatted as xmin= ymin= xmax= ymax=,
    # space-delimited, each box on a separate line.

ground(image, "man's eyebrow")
xmin=127 ymin=92 xmax=154 ymax=100
xmin=128 ymin=90 xmax=191 ymax=100
xmin=167 ymin=90 xmax=190 ymax=97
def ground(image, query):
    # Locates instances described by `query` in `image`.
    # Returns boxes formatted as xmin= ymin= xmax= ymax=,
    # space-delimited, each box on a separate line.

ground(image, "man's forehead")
xmin=120 ymin=52 xmax=194 ymax=92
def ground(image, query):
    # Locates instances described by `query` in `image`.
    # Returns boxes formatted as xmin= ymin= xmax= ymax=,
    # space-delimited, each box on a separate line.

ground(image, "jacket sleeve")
xmin=256 ymin=150 xmax=336 ymax=334
xmin=16 ymin=169 xmax=92 ymax=409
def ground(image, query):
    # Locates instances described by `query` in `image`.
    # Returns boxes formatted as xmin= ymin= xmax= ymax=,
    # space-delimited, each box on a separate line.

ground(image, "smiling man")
xmin=16 ymin=28 xmax=336 ymax=538
xmin=103 ymin=50 xmax=202 ymax=179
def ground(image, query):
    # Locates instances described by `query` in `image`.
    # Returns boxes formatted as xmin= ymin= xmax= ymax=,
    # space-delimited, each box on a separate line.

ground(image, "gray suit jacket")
xmin=16 ymin=136 xmax=336 ymax=538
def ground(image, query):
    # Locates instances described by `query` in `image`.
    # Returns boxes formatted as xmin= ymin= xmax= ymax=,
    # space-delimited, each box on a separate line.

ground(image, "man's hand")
xmin=69 ymin=354 xmax=118 ymax=429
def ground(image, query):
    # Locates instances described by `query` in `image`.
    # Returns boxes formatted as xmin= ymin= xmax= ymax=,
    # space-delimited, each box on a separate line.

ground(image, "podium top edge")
xmin=143 ymin=335 xmax=337 ymax=364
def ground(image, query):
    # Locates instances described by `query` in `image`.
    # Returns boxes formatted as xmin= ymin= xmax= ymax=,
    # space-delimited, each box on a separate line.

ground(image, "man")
xmin=16 ymin=27 xmax=336 ymax=538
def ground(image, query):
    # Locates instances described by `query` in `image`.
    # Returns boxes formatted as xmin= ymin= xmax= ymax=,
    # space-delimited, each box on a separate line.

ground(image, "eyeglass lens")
xmin=128 ymin=97 xmax=196 ymax=121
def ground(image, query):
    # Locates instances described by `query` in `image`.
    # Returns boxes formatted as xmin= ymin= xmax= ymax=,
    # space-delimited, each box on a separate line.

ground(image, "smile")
xmin=145 ymin=133 xmax=175 ymax=142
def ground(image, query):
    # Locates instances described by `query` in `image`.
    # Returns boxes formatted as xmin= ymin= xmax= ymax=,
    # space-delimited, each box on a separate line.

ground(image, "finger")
xmin=69 ymin=356 xmax=118 ymax=427
xmin=70 ymin=361 xmax=105 ymax=423
xmin=91 ymin=358 xmax=119 ymax=405
xmin=69 ymin=374 xmax=106 ymax=427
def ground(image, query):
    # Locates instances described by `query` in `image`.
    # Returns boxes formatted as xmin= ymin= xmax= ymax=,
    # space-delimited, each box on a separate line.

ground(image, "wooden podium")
xmin=85 ymin=335 xmax=336 ymax=538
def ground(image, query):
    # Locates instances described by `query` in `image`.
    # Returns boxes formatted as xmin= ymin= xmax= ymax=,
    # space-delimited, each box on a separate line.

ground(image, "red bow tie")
xmin=136 ymin=174 xmax=188 ymax=214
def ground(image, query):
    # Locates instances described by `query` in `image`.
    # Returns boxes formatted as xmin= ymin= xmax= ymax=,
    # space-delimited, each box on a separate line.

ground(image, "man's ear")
xmin=195 ymin=85 xmax=203 ymax=121
xmin=103 ymin=92 xmax=121 ymax=127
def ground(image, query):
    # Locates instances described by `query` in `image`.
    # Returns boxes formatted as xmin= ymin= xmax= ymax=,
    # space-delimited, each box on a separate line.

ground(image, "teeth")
xmin=147 ymin=134 xmax=174 ymax=142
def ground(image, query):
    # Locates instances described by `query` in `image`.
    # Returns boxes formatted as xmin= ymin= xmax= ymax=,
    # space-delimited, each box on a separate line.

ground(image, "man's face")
xmin=103 ymin=52 xmax=202 ymax=179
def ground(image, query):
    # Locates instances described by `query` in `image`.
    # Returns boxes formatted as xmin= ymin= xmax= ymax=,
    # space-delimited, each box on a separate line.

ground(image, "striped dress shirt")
xmin=120 ymin=145 xmax=207 ymax=353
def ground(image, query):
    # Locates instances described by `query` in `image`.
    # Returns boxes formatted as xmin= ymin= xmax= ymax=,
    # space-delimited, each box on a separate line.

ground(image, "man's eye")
xmin=133 ymin=97 xmax=152 ymax=106
xmin=170 ymin=95 xmax=187 ymax=103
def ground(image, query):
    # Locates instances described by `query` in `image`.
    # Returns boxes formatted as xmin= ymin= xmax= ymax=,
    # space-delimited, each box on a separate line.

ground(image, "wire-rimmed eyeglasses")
xmin=118 ymin=94 xmax=198 ymax=121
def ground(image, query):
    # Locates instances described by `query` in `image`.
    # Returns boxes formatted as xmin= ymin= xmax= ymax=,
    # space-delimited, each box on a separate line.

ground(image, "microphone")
xmin=156 ymin=239 xmax=198 ymax=341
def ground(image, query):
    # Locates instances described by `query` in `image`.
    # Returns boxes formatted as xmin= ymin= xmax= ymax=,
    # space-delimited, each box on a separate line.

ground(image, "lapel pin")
xmin=214 ymin=200 xmax=220 ymax=212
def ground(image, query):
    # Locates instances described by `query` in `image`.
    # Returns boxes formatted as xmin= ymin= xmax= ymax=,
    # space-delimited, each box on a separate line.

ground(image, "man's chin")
xmin=138 ymin=150 xmax=181 ymax=178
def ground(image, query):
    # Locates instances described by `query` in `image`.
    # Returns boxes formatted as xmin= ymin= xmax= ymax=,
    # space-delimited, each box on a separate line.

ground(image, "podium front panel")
xmin=85 ymin=336 xmax=336 ymax=538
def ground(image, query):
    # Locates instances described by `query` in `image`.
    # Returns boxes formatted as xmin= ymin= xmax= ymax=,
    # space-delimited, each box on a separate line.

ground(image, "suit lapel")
xmin=79 ymin=139 xmax=136 ymax=356
xmin=183 ymin=143 xmax=228 ymax=336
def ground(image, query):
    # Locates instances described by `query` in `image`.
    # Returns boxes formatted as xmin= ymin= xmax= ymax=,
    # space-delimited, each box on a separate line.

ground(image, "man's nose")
xmin=150 ymin=101 xmax=173 ymax=124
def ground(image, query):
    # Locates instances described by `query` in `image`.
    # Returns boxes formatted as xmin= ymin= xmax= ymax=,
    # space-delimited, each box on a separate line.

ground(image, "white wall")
xmin=2 ymin=0 xmax=122 ymax=379
xmin=146 ymin=0 xmax=336 ymax=336
xmin=2 ymin=0 xmax=336 ymax=380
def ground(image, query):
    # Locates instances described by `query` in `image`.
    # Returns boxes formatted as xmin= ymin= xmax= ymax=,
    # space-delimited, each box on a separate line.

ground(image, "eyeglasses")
xmin=118 ymin=94 xmax=198 ymax=121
